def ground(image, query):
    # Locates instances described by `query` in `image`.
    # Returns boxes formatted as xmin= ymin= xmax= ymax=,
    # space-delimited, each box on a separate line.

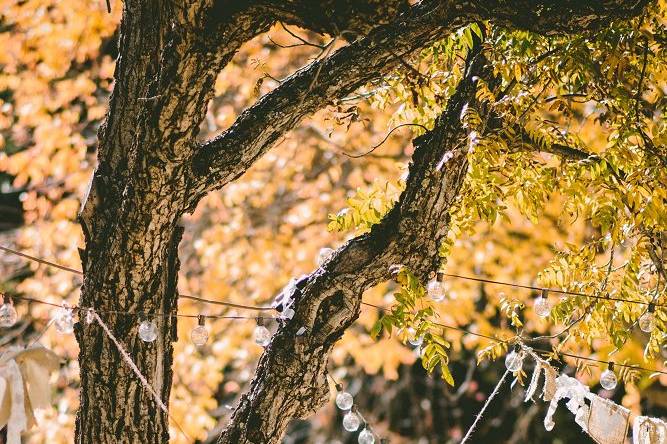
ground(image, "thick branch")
xmin=188 ymin=0 xmax=649 ymax=211
xmin=216 ymin=49 xmax=488 ymax=444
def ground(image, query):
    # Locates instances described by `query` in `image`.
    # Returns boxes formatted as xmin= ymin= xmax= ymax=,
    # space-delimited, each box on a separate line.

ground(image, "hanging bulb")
xmin=358 ymin=428 xmax=375 ymax=444
xmin=317 ymin=248 xmax=334 ymax=267
xmin=638 ymin=304 xmax=656 ymax=333
xmin=54 ymin=303 xmax=74 ymax=334
xmin=342 ymin=410 xmax=361 ymax=432
xmin=191 ymin=315 xmax=209 ymax=346
xmin=505 ymin=345 xmax=524 ymax=372
xmin=138 ymin=319 xmax=158 ymax=342
xmin=335 ymin=385 xmax=354 ymax=410
xmin=427 ymin=272 xmax=446 ymax=302
xmin=534 ymin=289 xmax=552 ymax=318
xmin=600 ymin=362 xmax=617 ymax=390
xmin=407 ymin=327 xmax=423 ymax=347
xmin=254 ymin=318 xmax=271 ymax=347
xmin=0 ymin=298 xmax=18 ymax=328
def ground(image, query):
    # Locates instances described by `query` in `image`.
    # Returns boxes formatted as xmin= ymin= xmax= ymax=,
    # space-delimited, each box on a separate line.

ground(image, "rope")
xmin=460 ymin=369 xmax=510 ymax=444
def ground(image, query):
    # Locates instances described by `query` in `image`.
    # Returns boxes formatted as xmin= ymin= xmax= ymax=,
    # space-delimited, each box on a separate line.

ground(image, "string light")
xmin=358 ymin=428 xmax=375 ymax=444
xmin=335 ymin=384 xmax=354 ymax=410
xmin=190 ymin=315 xmax=209 ymax=346
xmin=534 ymin=289 xmax=552 ymax=318
xmin=254 ymin=318 xmax=272 ymax=347
xmin=342 ymin=409 xmax=361 ymax=432
xmin=138 ymin=319 xmax=158 ymax=342
xmin=1 ymin=244 xmax=666 ymax=376
xmin=599 ymin=362 xmax=618 ymax=390
xmin=638 ymin=304 xmax=656 ymax=333
xmin=427 ymin=272 xmax=446 ymax=302
xmin=504 ymin=344 xmax=524 ymax=372
xmin=53 ymin=303 xmax=74 ymax=334
xmin=0 ymin=297 xmax=18 ymax=327
xmin=406 ymin=327 xmax=423 ymax=347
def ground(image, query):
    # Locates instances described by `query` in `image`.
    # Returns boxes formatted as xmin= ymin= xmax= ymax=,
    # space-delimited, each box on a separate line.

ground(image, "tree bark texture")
xmin=72 ymin=1 xmax=650 ymax=443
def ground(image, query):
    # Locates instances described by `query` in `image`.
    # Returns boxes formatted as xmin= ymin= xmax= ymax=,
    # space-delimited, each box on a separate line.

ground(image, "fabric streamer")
xmin=633 ymin=416 xmax=667 ymax=444
xmin=524 ymin=361 xmax=543 ymax=402
xmin=0 ymin=346 xmax=60 ymax=444
xmin=544 ymin=374 xmax=591 ymax=432
xmin=587 ymin=395 xmax=630 ymax=444
xmin=460 ymin=369 xmax=511 ymax=444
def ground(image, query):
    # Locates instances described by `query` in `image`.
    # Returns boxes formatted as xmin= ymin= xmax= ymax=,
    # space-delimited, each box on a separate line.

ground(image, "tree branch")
xmin=216 ymin=47 xmax=487 ymax=444
xmin=187 ymin=0 xmax=650 ymax=211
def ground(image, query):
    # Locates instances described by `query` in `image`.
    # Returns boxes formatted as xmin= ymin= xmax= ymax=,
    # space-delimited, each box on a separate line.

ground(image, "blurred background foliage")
xmin=0 ymin=0 xmax=665 ymax=442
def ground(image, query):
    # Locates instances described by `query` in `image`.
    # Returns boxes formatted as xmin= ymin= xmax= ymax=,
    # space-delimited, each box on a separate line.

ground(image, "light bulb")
xmin=138 ymin=320 xmax=158 ymax=342
xmin=336 ymin=391 xmax=353 ymax=410
xmin=534 ymin=295 xmax=552 ymax=318
xmin=427 ymin=272 xmax=446 ymax=302
xmin=254 ymin=324 xmax=271 ymax=347
xmin=358 ymin=428 xmax=375 ymax=444
xmin=407 ymin=327 xmax=423 ymax=347
xmin=54 ymin=305 xmax=74 ymax=334
xmin=600 ymin=365 xmax=617 ymax=390
xmin=505 ymin=349 xmax=524 ymax=372
xmin=0 ymin=303 xmax=18 ymax=328
xmin=317 ymin=248 xmax=334 ymax=266
xmin=191 ymin=316 xmax=209 ymax=346
xmin=639 ymin=305 xmax=656 ymax=333
xmin=342 ymin=411 xmax=360 ymax=432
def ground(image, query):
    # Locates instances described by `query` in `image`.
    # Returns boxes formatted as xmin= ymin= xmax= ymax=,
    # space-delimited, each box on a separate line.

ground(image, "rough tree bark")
xmin=72 ymin=1 xmax=650 ymax=443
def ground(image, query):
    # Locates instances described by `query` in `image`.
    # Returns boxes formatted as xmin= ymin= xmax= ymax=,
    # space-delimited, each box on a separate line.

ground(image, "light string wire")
xmin=0 ymin=245 xmax=275 ymax=315
xmin=442 ymin=272 xmax=666 ymax=308
xmin=92 ymin=310 xmax=193 ymax=443
xmin=2 ymin=244 xmax=665 ymax=308
xmin=2 ymin=244 xmax=667 ymax=374
xmin=359 ymin=303 xmax=667 ymax=376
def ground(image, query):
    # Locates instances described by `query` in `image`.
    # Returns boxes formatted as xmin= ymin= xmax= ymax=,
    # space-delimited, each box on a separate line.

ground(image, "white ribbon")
xmin=0 ymin=359 xmax=28 ymax=444
xmin=525 ymin=361 xmax=543 ymax=402
xmin=544 ymin=374 xmax=590 ymax=432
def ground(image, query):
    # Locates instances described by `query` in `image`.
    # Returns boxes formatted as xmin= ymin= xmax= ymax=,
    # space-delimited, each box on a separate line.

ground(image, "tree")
xmin=1 ymin=0 xmax=665 ymax=443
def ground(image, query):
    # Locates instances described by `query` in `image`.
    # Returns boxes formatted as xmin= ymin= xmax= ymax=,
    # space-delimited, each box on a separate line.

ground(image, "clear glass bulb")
xmin=427 ymin=279 xmax=445 ymax=302
xmin=534 ymin=296 xmax=552 ymax=318
xmin=54 ymin=306 xmax=74 ymax=334
xmin=342 ymin=411 xmax=360 ymax=432
xmin=138 ymin=320 xmax=158 ymax=342
xmin=0 ymin=303 xmax=18 ymax=328
xmin=600 ymin=369 xmax=617 ymax=390
xmin=505 ymin=350 xmax=524 ymax=372
xmin=190 ymin=325 xmax=209 ymax=346
xmin=317 ymin=248 xmax=334 ymax=266
xmin=335 ymin=391 xmax=353 ymax=410
xmin=407 ymin=327 xmax=423 ymax=347
xmin=254 ymin=325 xmax=271 ymax=347
xmin=358 ymin=428 xmax=375 ymax=444
xmin=638 ymin=311 xmax=656 ymax=333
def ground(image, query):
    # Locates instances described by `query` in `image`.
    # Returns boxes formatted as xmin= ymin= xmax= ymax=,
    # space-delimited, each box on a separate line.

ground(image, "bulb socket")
xmin=198 ymin=315 xmax=206 ymax=326
xmin=607 ymin=361 xmax=615 ymax=371
xmin=648 ymin=303 xmax=655 ymax=313
xmin=541 ymin=288 xmax=548 ymax=298
xmin=436 ymin=272 xmax=445 ymax=282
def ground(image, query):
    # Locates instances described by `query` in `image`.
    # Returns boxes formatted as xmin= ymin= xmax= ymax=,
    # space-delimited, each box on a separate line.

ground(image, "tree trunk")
xmin=68 ymin=1 xmax=649 ymax=442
